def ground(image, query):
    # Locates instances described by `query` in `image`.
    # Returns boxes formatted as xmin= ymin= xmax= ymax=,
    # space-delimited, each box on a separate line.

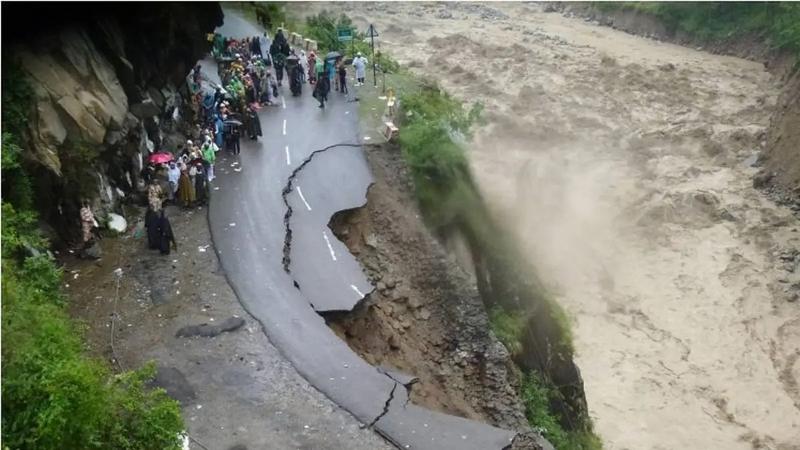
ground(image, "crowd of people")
xmin=128 ymin=28 xmax=371 ymax=257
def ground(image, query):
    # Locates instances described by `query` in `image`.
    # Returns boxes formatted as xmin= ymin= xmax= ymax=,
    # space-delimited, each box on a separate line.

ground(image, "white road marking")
xmin=296 ymin=186 xmax=312 ymax=211
xmin=285 ymin=146 xmax=291 ymax=165
xmin=350 ymin=284 xmax=365 ymax=298
xmin=322 ymin=231 xmax=337 ymax=261
xmin=283 ymin=119 xmax=287 ymax=135
xmin=281 ymin=96 xmax=286 ymax=109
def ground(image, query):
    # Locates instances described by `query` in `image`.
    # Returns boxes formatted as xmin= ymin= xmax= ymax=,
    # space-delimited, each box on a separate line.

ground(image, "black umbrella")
xmin=325 ymin=51 xmax=342 ymax=61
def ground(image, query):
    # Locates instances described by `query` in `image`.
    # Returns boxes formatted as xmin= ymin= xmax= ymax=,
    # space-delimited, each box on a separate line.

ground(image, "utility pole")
xmin=367 ymin=24 xmax=379 ymax=88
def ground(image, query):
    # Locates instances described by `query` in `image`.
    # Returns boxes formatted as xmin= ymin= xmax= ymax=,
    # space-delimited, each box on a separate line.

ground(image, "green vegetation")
xmin=596 ymin=2 xmax=800 ymax=56
xmin=521 ymin=373 xmax=603 ymax=450
xmin=488 ymin=306 xmax=526 ymax=356
xmin=2 ymin=62 xmax=185 ymax=449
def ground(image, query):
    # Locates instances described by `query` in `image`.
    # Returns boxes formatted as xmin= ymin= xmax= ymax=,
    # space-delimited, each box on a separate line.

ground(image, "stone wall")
xmin=2 ymin=3 xmax=223 ymax=243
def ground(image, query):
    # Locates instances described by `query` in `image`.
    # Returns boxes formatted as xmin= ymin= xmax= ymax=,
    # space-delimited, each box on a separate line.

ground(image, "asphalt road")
xmin=207 ymin=10 xmax=517 ymax=449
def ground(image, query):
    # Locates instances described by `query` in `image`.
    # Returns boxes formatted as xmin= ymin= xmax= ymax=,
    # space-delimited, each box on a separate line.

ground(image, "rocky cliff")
xmin=2 ymin=3 xmax=223 ymax=243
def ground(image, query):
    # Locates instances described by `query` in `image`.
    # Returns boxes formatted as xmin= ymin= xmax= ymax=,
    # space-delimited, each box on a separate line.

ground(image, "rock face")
xmin=3 ymin=3 xmax=223 ymax=243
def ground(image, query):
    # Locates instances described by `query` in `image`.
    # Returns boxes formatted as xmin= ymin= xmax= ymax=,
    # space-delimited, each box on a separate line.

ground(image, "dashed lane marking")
xmin=285 ymin=145 xmax=291 ymax=165
xmin=282 ymin=96 xmax=286 ymax=109
xmin=322 ymin=231 xmax=337 ymax=261
xmin=283 ymin=119 xmax=287 ymax=135
xmin=351 ymin=284 xmax=365 ymax=298
xmin=296 ymin=186 xmax=311 ymax=211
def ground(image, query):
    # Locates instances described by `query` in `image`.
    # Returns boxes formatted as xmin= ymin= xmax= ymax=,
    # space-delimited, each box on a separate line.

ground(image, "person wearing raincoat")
xmin=201 ymin=136 xmax=217 ymax=181
xmin=246 ymin=104 xmax=263 ymax=140
xmin=213 ymin=33 xmax=224 ymax=59
xmin=308 ymin=51 xmax=317 ymax=84
xmin=214 ymin=114 xmax=225 ymax=149
xmin=157 ymin=210 xmax=177 ymax=255
xmin=353 ymin=52 xmax=368 ymax=86
xmin=270 ymin=30 xmax=290 ymax=85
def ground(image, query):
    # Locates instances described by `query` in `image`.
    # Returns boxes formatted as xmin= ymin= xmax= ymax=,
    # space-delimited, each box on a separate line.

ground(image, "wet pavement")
xmin=207 ymin=9 xmax=517 ymax=449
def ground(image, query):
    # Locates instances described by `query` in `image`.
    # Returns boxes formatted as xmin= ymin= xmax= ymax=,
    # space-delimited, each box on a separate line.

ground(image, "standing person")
xmin=247 ymin=104 xmax=262 ymax=140
xmin=259 ymin=32 xmax=270 ymax=62
xmin=299 ymin=50 xmax=308 ymax=83
xmin=214 ymin=114 xmax=225 ymax=149
xmin=338 ymin=61 xmax=348 ymax=95
xmin=313 ymin=71 xmax=330 ymax=109
xmin=353 ymin=52 xmax=368 ymax=86
xmin=201 ymin=136 xmax=217 ymax=181
xmin=157 ymin=210 xmax=177 ymax=255
xmin=308 ymin=51 xmax=317 ymax=84
xmin=250 ymin=35 xmax=262 ymax=60
xmin=231 ymin=125 xmax=241 ymax=155
xmin=79 ymin=200 xmax=97 ymax=245
xmin=167 ymin=161 xmax=180 ymax=202
xmin=270 ymin=29 xmax=290 ymax=86
xmin=194 ymin=163 xmax=208 ymax=206
xmin=178 ymin=166 xmax=195 ymax=208
xmin=145 ymin=208 xmax=160 ymax=249
xmin=314 ymin=56 xmax=324 ymax=85
xmin=147 ymin=182 xmax=164 ymax=211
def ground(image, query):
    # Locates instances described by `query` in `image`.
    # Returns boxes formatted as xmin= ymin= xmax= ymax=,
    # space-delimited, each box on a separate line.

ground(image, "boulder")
xmin=56 ymin=95 xmax=106 ymax=144
xmin=130 ymin=98 xmax=160 ymax=119
xmin=107 ymin=213 xmax=127 ymax=233
xmin=31 ymin=99 xmax=66 ymax=174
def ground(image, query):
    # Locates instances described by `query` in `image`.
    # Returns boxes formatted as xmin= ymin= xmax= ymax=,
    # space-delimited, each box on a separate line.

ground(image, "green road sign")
xmin=337 ymin=27 xmax=353 ymax=42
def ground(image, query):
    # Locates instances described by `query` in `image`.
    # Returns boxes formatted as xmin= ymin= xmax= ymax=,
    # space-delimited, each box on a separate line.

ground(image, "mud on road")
xmin=305 ymin=2 xmax=800 ymax=449
xmin=65 ymin=203 xmax=391 ymax=450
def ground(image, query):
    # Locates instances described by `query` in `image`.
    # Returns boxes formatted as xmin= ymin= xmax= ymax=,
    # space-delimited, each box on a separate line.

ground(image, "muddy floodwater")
xmin=309 ymin=2 xmax=800 ymax=449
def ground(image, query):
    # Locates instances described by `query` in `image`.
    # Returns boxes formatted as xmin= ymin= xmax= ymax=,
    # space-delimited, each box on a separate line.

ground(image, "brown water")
xmin=303 ymin=3 xmax=800 ymax=448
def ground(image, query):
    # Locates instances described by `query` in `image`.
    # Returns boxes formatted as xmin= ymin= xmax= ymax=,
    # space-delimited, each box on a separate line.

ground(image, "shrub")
xmin=303 ymin=10 xmax=354 ymax=53
xmin=488 ymin=306 xmax=526 ymax=356
xmin=521 ymin=372 xmax=603 ymax=450
xmin=1 ymin=203 xmax=185 ymax=449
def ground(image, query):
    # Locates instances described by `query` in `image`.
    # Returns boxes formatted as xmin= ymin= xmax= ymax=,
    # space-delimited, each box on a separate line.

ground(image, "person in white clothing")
xmin=352 ymin=52 xmax=368 ymax=86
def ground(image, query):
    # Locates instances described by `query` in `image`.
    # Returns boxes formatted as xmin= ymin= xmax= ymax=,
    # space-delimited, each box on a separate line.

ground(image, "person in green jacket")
xmin=201 ymin=136 xmax=218 ymax=181
xmin=315 ymin=58 xmax=324 ymax=80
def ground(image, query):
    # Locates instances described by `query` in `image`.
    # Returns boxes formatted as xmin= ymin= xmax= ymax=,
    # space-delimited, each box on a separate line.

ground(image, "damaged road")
xmin=282 ymin=143 xmax=374 ymax=312
xmin=207 ymin=9 xmax=520 ymax=450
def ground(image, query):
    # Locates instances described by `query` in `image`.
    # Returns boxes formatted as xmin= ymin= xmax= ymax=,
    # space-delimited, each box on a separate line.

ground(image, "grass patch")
xmin=521 ymin=372 xmax=603 ymax=450
xmin=488 ymin=306 xmax=526 ymax=356
xmin=595 ymin=2 xmax=800 ymax=56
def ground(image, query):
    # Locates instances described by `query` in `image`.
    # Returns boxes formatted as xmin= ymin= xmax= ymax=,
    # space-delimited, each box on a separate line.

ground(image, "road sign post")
xmin=367 ymin=24 xmax=379 ymax=87
xmin=337 ymin=27 xmax=353 ymax=43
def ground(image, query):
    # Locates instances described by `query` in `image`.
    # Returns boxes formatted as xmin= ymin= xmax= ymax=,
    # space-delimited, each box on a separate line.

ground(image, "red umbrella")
xmin=148 ymin=152 xmax=174 ymax=164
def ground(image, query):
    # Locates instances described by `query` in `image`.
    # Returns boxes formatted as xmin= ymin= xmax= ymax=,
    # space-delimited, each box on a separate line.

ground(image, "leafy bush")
xmin=1 ymin=203 xmax=185 ymax=449
xmin=303 ymin=10 xmax=354 ymax=53
xmin=521 ymin=372 xmax=603 ymax=450
xmin=489 ymin=306 xmax=526 ymax=356
xmin=398 ymin=84 xmax=483 ymax=229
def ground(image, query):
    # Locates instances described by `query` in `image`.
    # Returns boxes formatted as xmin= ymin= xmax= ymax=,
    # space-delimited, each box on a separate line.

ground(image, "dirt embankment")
xmin=328 ymin=143 xmax=529 ymax=431
xmin=758 ymin=71 xmax=800 ymax=203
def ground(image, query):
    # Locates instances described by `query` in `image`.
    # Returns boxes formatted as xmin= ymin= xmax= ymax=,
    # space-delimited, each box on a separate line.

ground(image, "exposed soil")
xmin=65 ymin=202 xmax=391 ymax=450
xmin=327 ymin=142 xmax=528 ymax=431
xmin=304 ymin=2 xmax=800 ymax=449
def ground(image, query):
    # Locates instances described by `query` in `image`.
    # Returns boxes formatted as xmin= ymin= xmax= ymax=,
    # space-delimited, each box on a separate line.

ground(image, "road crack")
xmin=281 ymin=142 xmax=369 ymax=274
